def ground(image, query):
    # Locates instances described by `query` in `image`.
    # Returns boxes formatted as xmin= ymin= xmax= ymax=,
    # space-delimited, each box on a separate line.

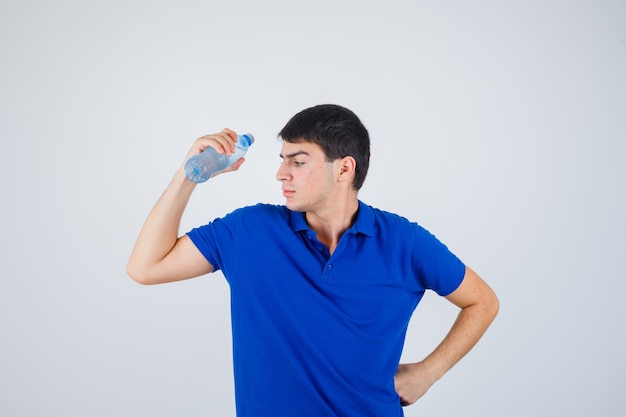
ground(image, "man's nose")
xmin=275 ymin=161 xmax=289 ymax=182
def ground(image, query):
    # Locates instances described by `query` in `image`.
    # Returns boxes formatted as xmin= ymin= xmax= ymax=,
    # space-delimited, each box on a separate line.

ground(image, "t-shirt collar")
xmin=288 ymin=200 xmax=375 ymax=237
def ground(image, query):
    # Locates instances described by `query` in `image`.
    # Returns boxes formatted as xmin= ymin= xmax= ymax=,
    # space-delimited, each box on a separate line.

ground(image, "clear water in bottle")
xmin=184 ymin=133 xmax=254 ymax=183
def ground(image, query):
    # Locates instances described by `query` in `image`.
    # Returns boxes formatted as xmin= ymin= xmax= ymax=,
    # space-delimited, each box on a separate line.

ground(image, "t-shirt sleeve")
xmin=411 ymin=224 xmax=466 ymax=296
xmin=186 ymin=208 xmax=246 ymax=274
xmin=187 ymin=223 xmax=222 ymax=272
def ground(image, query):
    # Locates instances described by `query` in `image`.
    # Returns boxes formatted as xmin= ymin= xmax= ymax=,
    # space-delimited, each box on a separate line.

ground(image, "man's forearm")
xmin=126 ymin=169 xmax=196 ymax=281
xmin=422 ymin=299 xmax=498 ymax=381
xmin=425 ymin=267 xmax=500 ymax=379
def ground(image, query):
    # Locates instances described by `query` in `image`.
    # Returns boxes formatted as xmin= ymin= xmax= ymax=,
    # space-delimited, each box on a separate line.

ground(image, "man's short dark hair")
xmin=278 ymin=104 xmax=370 ymax=191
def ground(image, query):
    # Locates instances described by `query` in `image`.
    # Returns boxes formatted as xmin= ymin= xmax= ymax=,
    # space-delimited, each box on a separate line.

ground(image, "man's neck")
xmin=305 ymin=195 xmax=359 ymax=255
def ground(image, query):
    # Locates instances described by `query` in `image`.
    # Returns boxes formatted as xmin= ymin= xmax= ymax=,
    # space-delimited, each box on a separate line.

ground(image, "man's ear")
xmin=337 ymin=156 xmax=356 ymax=184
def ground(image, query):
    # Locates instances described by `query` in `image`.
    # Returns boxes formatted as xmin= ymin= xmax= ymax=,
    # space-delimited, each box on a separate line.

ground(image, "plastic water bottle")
xmin=184 ymin=133 xmax=255 ymax=183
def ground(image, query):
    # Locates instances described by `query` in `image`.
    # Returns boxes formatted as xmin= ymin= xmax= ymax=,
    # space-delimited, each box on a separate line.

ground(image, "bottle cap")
xmin=242 ymin=133 xmax=255 ymax=145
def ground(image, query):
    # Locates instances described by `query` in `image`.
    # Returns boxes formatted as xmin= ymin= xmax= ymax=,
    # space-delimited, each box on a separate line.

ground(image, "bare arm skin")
xmin=394 ymin=266 xmax=499 ymax=406
xmin=126 ymin=129 xmax=245 ymax=285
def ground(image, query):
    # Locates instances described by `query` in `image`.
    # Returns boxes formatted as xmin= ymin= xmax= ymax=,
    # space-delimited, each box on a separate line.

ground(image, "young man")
xmin=127 ymin=104 xmax=499 ymax=416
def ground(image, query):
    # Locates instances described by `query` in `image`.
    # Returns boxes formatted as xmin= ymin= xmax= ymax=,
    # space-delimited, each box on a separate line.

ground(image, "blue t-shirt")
xmin=187 ymin=201 xmax=465 ymax=417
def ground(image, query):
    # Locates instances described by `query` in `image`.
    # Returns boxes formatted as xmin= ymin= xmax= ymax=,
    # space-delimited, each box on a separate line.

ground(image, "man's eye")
xmin=293 ymin=161 xmax=304 ymax=167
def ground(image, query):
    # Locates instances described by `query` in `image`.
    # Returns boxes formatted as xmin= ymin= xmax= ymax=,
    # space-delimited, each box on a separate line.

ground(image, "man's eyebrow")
xmin=279 ymin=150 xmax=310 ymax=159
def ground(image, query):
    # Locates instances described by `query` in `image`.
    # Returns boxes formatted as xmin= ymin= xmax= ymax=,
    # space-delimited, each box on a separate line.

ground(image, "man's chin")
xmin=285 ymin=201 xmax=305 ymax=212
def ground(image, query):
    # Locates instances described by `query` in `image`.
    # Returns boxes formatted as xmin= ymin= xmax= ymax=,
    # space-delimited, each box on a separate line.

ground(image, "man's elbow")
xmin=485 ymin=289 xmax=500 ymax=323
xmin=126 ymin=261 xmax=158 ymax=285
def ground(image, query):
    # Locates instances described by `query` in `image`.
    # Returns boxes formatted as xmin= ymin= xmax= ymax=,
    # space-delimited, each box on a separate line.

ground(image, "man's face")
xmin=276 ymin=141 xmax=338 ymax=212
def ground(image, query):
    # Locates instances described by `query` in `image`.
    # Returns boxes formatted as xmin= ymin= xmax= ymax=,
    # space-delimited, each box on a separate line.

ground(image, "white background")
xmin=1 ymin=1 xmax=624 ymax=416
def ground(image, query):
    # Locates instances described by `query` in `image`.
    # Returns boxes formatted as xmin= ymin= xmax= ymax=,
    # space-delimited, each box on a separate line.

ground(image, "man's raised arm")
xmin=126 ymin=129 xmax=244 ymax=285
